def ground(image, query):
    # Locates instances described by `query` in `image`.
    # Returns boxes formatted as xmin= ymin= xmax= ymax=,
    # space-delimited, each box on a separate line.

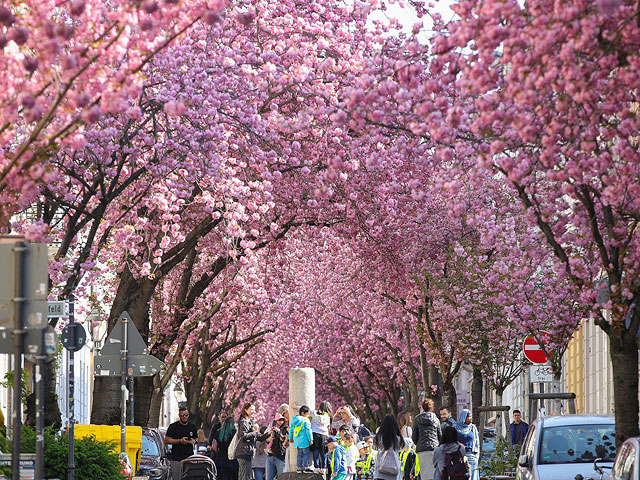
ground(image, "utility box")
xmin=74 ymin=424 xmax=142 ymax=472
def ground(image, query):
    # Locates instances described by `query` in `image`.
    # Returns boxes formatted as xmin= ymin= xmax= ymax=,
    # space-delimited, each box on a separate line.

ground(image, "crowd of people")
xmin=165 ymin=399 xmax=530 ymax=480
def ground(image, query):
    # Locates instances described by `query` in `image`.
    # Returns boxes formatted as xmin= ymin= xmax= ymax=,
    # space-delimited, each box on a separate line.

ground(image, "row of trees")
xmin=2 ymin=0 xmax=639 ymax=445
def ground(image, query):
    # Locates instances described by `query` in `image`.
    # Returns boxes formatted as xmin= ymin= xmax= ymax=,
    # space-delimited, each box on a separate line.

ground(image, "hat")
xmin=356 ymin=441 xmax=367 ymax=450
xmin=274 ymin=413 xmax=285 ymax=421
xmin=403 ymin=437 xmax=414 ymax=449
xmin=323 ymin=436 xmax=338 ymax=446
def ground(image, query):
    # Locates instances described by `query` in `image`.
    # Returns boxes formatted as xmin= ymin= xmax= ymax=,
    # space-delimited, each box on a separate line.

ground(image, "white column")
xmin=289 ymin=368 xmax=315 ymax=472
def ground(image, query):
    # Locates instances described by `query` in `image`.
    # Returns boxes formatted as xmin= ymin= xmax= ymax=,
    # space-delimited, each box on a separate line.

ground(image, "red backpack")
xmin=441 ymin=450 xmax=470 ymax=480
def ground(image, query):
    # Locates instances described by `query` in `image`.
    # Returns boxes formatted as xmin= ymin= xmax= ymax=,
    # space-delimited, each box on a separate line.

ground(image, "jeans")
xmin=297 ymin=447 xmax=311 ymax=469
xmin=217 ymin=457 xmax=239 ymax=480
xmin=266 ymin=455 xmax=285 ymax=480
xmin=254 ymin=468 xmax=266 ymax=480
xmin=465 ymin=453 xmax=479 ymax=480
xmin=313 ymin=446 xmax=326 ymax=469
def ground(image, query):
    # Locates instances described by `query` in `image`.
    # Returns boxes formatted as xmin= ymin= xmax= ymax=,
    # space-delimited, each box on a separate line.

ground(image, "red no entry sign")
xmin=523 ymin=331 xmax=552 ymax=364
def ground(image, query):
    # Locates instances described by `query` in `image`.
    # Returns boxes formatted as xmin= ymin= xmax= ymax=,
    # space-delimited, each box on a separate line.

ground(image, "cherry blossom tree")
xmin=0 ymin=0 xmax=232 ymax=225
xmin=402 ymin=0 xmax=640 ymax=443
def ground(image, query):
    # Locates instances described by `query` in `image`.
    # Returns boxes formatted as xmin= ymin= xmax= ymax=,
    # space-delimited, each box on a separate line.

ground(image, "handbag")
xmin=228 ymin=431 xmax=240 ymax=460
xmin=378 ymin=448 xmax=401 ymax=476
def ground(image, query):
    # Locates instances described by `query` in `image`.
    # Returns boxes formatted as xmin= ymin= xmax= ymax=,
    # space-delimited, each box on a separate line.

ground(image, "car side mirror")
xmin=518 ymin=454 xmax=530 ymax=468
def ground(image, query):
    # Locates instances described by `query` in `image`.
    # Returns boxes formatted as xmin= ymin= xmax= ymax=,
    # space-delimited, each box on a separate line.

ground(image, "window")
xmin=523 ymin=423 xmax=536 ymax=461
xmin=142 ymin=433 xmax=160 ymax=456
xmin=539 ymin=424 xmax=616 ymax=465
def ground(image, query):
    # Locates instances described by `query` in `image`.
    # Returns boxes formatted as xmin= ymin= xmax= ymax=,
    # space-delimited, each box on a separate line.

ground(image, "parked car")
xmin=135 ymin=427 xmax=170 ymax=480
xmin=481 ymin=427 xmax=497 ymax=462
xmin=605 ymin=437 xmax=640 ymax=480
xmin=517 ymin=415 xmax=616 ymax=480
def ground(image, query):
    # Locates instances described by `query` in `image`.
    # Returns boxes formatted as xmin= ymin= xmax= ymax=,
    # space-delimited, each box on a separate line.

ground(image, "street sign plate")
xmin=529 ymin=364 xmax=554 ymax=382
xmin=47 ymin=301 xmax=67 ymax=318
xmin=94 ymin=353 xmax=165 ymax=377
xmin=0 ymin=239 xmax=48 ymax=329
xmin=523 ymin=331 xmax=552 ymax=364
xmin=100 ymin=312 xmax=149 ymax=356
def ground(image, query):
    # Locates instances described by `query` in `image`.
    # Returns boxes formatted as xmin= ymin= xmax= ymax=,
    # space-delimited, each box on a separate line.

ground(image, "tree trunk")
xmin=148 ymin=384 xmax=164 ymax=428
xmin=91 ymin=377 xmax=123 ymax=425
xmin=419 ymin=343 xmax=429 ymax=399
xmin=135 ymin=376 xmax=154 ymax=426
xmin=495 ymin=389 xmax=504 ymax=439
xmin=26 ymin=361 xmax=61 ymax=430
xmin=471 ymin=367 xmax=483 ymax=429
xmin=550 ymin=375 xmax=563 ymax=416
xmin=443 ymin=380 xmax=457 ymax=418
xmin=610 ymin=326 xmax=640 ymax=446
xmin=404 ymin=323 xmax=420 ymax=417
xmin=428 ymin=364 xmax=442 ymax=410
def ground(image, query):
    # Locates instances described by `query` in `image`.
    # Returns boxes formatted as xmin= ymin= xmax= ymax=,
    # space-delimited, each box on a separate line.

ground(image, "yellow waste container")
xmin=74 ymin=424 xmax=142 ymax=472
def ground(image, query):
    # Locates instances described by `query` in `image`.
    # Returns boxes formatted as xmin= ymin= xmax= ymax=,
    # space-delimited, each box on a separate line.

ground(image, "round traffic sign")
xmin=523 ymin=331 xmax=552 ymax=364
xmin=61 ymin=323 xmax=87 ymax=352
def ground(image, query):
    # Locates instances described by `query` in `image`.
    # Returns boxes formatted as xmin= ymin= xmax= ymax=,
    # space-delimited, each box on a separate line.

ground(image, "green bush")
xmin=482 ymin=436 xmax=519 ymax=477
xmin=12 ymin=427 xmax=127 ymax=480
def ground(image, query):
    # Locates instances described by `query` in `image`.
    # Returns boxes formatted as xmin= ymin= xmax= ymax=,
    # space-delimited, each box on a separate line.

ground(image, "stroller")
xmin=181 ymin=454 xmax=217 ymax=480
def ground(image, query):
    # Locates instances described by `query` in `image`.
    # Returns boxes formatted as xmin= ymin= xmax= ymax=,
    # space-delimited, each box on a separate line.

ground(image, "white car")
xmin=517 ymin=415 xmax=616 ymax=480
xmin=606 ymin=437 xmax=640 ymax=480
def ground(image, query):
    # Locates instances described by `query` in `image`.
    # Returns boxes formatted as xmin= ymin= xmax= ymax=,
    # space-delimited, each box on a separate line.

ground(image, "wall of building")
xmin=566 ymin=321 xmax=585 ymax=414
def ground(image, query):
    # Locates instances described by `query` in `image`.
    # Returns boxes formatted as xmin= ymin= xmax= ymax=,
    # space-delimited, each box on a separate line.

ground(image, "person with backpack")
xmin=289 ymin=405 xmax=314 ymax=472
xmin=374 ymin=414 xmax=403 ymax=480
xmin=455 ymin=410 xmax=478 ymax=480
xmin=434 ymin=426 xmax=469 ymax=480
xmin=400 ymin=438 xmax=420 ymax=480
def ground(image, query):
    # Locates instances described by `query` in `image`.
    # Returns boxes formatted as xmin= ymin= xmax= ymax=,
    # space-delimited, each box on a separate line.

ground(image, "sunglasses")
xmin=180 ymin=413 xmax=189 ymax=418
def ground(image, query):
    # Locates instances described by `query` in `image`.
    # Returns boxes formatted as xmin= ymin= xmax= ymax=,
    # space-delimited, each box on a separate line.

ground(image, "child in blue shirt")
xmin=289 ymin=405 xmax=314 ymax=472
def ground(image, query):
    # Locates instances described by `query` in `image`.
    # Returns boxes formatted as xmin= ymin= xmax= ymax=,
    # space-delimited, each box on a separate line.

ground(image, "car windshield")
xmin=539 ymin=424 xmax=616 ymax=465
xmin=142 ymin=433 xmax=160 ymax=456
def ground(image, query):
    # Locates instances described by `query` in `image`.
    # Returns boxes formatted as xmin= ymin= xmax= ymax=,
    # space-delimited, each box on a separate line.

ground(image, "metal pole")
xmin=12 ymin=241 xmax=27 ymax=480
xmin=35 ymin=329 xmax=45 ymax=480
xmin=68 ymin=294 xmax=75 ymax=480
xmin=121 ymin=314 xmax=128 ymax=453
xmin=129 ymin=375 xmax=134 ymax=425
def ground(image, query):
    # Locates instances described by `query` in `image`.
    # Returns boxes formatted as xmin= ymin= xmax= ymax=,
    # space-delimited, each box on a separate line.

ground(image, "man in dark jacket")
xmin=412 ymin=399 xmax=441 ymax=480
xmin=510 ymin=410 xmax=529 ymax=447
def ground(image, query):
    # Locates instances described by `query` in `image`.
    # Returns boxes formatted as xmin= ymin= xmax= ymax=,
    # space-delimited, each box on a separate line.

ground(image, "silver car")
xmin=517 ymin=415 xmax=616 ymax=480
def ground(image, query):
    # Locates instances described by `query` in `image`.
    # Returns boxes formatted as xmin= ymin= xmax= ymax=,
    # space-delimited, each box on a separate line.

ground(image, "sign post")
xmin=94 ymin=311 xmax=165 ymax=454
xmin=12 ymin=241 xmax=26 ymax=480
xmin=68 ymin=294 xmax=76 ymax=480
